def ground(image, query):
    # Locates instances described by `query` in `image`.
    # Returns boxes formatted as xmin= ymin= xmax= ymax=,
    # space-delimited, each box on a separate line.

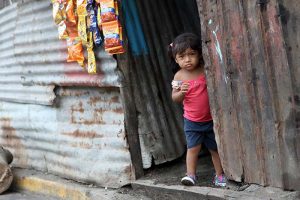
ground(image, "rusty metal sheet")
xmin=0 ymin=1 xmax=120 ymax=105
xmin=198 ymin=0 xmax=299 ymax=190
xmin=0 ymin=87 xmax=132 ymax=188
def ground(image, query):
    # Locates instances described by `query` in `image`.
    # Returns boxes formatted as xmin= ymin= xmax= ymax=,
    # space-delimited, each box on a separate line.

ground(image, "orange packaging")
xmin=66 ymin=0 xmax=77 ymax=25
xmin=67 ymin=38 xmax=85 ymax=66
xmin=102 ymin=21 xmax=122 ymax=48
xmin=107 ymin=26 xmax=124 ymax=54
xmin=99 ymin=0 xmax=118 ymax=23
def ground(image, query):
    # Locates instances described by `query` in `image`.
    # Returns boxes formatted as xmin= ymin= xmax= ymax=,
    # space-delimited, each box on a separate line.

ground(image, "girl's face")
xmin=175 ymin=48 xmax=200 ymax=71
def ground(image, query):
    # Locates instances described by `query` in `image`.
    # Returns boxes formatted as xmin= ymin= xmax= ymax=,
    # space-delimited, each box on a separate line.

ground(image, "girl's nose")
xmin=184 ymin=55 xmax=191 ymax=62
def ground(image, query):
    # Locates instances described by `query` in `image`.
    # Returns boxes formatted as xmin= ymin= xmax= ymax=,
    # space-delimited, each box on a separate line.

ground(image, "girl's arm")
xmin=172 ymin=82 xmax=189 ymax=103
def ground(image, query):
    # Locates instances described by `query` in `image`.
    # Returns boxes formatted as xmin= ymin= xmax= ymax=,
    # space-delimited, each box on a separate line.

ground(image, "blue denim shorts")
xmin=184 ymin=118 xmax=218 ymax=150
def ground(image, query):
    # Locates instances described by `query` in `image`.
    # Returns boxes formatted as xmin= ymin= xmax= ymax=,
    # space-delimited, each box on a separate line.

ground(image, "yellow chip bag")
xmin=87 ymin=32 xmax=97 ymax=73
xmin=52 ymin=2 xmax=66 ymax=25
xmin=77 ymin=0 xmax=88 ymax=44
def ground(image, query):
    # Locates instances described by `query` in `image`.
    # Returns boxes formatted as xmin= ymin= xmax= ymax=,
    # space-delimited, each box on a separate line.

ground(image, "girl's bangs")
xmin=172 ymin=41 xmax=201 ymax=56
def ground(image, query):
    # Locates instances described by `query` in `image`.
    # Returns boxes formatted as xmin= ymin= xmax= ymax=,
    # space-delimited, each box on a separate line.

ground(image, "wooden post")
xmin=0 ymin=147 xmax=13 ymax=194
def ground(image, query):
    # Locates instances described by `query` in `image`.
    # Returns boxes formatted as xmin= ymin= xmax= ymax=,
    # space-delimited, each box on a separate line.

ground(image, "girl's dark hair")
xmin=168 ymin=33 xmax=202 ymax=74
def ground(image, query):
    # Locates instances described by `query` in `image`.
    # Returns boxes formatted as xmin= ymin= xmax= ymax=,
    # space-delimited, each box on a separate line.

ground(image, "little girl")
xmin=169 ymin=33 xmax=226 ymax=187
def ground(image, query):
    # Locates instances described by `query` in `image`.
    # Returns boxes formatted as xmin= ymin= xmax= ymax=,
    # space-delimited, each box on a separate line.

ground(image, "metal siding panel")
xmin=121 ymin=0 xmax=201 ymax=168
xmin=198 ymin=0 xmax=299 ymax=190
xmin=0 ymin=1 xmax=120 ymax=105
xmin=0 ymin=87 xmax=132 ymax=188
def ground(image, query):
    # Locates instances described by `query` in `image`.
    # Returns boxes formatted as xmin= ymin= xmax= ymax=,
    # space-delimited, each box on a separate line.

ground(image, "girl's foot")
xmin=181 ymin=175 xmax=196 ymax=186
xmin=213 ymin=174 xmax=227 ymax=187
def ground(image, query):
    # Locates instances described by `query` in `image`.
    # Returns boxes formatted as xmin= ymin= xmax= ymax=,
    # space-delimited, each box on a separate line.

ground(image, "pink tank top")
xmin=183 ymin=74 xmax=212 ymax=122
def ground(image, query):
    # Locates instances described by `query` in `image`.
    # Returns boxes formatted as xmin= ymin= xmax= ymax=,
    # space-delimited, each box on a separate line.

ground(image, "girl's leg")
xmin=209 ymin=150 xmax=223 ymax=176
xmin=186 ymin=144 xmax=202 ymax=176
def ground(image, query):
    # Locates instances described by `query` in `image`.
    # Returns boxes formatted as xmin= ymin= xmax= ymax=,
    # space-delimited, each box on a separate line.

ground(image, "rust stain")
xmin=62 ymin=130 xmax=103 ymax=138
xmin=113 ymin=107 xmax=123 ymax=114
xmin=110 ymin=96 xmax=119 ymax=103
xmin=74 ymin=102 xmax=84 ymax=113
xmin=59 ymin=89 xmax=90 ymax=97
xmin=88 ymin=97 xmax=102 ymax=106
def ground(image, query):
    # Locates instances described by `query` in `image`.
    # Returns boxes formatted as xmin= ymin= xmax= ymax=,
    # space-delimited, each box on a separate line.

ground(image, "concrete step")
xmin=132 ymin=179 xmax=300 ymax=200
xmin=10 ymin=167 xmax=300 ymax=200
xmin=11 ymin=168 xmax=151 ymax=200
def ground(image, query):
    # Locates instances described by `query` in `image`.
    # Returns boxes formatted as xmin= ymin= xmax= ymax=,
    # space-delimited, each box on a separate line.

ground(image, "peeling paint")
xmin=212 ymin=27 xmax=223 ymax=64
xmin=212 ymin=27 xmax=228 ymax=84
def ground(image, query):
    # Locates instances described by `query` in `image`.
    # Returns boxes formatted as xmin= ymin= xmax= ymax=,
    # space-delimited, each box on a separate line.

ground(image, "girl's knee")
xmin=187 ymin=145 xmax=201 ymax=154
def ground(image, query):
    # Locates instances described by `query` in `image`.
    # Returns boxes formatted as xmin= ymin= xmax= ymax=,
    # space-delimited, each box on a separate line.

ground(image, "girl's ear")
xmin=174 ymin=57 xmax=179 ymax=64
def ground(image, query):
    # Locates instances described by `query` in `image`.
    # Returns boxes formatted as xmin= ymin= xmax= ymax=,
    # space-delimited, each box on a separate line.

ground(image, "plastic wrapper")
xmin=99 ymin=0 xmax=118 ymax=23
xmin=93 ymin=5 xmax=103 ymax=46
xmin=102 ymin=20 xmax=124 ymax=54
xmin=77 ymin=0 xmax=87 ymax=15
xmin=52 ymin=1 xmax=66 ymax=25
xmin=87 ymin=1 xmax=103 ymax=46
xmin=97 ymin=4 xmax=102 ymax=29
xmin=87 ymin=0 xmax=97 ymax=32
xmin=57 ymin=21 xmax=68 ymax=39
xmin=87 ymin=33 xmax=97 ymax=74
xmin=67 ymin=38 xmax=85 ymax=66
xmin=171 ymin=80 xmax=183 ymax=90
xmin=87 ymin=48 xmax=97 ymax=74
xmin=93 ymin=30 xmax=103 ymax=46
xmin=77 ymin=0 xmax=88 ymax=44
xmin=107 ymin=47 xmax=125 ymax=55
xmin=66 ymin=0 xmax=76 ymax=25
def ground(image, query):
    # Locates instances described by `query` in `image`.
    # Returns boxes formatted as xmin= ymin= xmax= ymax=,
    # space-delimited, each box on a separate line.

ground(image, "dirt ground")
xmin=138 ymin=151 xmax=248 ymax=190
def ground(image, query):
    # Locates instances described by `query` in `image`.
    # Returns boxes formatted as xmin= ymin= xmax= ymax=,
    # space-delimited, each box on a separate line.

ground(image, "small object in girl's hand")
xmin=172 ymin=80 xmax=183 ymax=89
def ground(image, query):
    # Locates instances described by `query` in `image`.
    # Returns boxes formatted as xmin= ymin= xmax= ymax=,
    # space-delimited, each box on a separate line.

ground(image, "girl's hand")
xmin=180 ymin=82 xmax=189 ymax=95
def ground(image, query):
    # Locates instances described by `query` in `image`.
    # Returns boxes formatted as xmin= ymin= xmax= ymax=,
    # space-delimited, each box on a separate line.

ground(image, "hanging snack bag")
xmin=102 ymin=21 xmax=121 ymax=48
xmin=87 ymin=32 xmax=97 ymax=74
xmin=66 ymin=0 xmax=77 ymax=25
xmin=67 ymin=38 xmax=85 ymax=66
xmin=87 ymin=0 xmax=98 ymax=32
xmin=52 ymin=1 xmax=69 ymax=39
xmin=99 ymin=0 xmax=118 ymax=23
xmin=107 ymin=26 xmax=124 ymax=54
xmin=57 ymin=21 xmax=68 ymax=39
xmin=102 ymin=21 xmax=124 ymax=54
xmin=77 ymin=0 xmax=88 ymax=44
xmin=52 ymin=1 xmax=66 ymax=25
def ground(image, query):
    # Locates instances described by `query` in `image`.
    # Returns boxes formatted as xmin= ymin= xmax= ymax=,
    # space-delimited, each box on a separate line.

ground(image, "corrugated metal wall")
xmin=0 ymin=0 xmax=133 ymax=188
xmin=0 ymin=87 xmax=132 ymax=188
xmin=118 ymin=0 xmax=201 ymax=168
xmin=0 ymin=0 xmax=121 ymax=106
xmin=197 ymin=0 xmax=299 ymax=190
